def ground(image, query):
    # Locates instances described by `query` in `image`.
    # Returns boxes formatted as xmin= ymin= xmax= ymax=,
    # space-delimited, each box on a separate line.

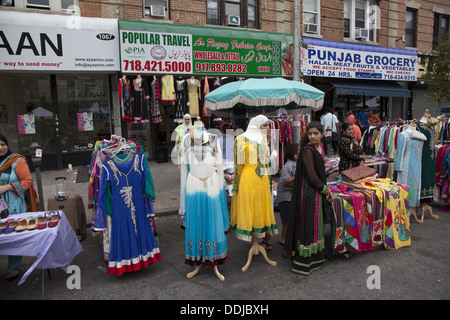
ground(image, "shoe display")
xmin=37 ymin=217 xmax=47 ymax=229
xmin=0 ymin=221 xmax=7 ymax=234
xmin=4 ymin=221 xmax=18 ymax=234
xmin=15 ymin=219 xmax=28 ymax=232
xmin=48 ymin=214 xmax=61 ymax=227
xmin=27 ymin=218 xmax=37 ymax=231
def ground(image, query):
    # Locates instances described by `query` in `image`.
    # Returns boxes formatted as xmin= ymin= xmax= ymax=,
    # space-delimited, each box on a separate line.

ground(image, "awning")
xmin=329 ymin=79 xmax=411 ymax=97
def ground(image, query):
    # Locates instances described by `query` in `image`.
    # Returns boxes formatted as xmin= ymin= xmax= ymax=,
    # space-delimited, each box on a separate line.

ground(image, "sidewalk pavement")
xmin=1 ymin=160 xmax=448 ymax=301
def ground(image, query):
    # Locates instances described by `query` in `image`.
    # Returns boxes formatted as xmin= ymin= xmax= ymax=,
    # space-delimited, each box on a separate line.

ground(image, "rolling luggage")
xmin=47 ymin=177 xmax=87 ymax=241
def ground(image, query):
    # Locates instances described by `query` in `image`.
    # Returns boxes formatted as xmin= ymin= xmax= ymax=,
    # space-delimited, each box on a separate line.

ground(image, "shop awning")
xmin=329 ymin=79 xmax=411 ymax=97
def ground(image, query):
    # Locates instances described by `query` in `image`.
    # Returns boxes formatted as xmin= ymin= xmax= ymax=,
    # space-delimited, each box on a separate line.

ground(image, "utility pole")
xmin=293 ymin=0 xmax=301 ymax=81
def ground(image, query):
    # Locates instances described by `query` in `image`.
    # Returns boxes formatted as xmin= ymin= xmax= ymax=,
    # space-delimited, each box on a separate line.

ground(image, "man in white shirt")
xmin=320 ymin=108 xmax=339 ymax=155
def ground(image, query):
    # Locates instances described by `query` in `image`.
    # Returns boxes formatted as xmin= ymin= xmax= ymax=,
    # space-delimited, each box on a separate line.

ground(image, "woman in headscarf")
xmin=230 ymin=115 xmax=278 ymax=250
xmin=347 ymin=114 xmax=362 ymax=142
xmin=173 ymin=114 xmax=194 ymax=164
xmin=0 ymin=134 xmax=33 ymax=281
xmin=282 ymin=122 xmax=331 ymax=275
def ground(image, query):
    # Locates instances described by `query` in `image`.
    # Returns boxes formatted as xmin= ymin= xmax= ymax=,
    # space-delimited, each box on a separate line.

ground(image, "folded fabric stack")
xmin=341 ymin=165 xmax=378 ymax=184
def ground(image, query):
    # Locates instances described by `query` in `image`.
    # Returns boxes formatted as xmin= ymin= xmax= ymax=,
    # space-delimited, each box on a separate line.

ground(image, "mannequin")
xmin=230 ymin=115 xmax=278 ymax=271
xmin=179 ymin=117 xmax=229 ymax=281
xmin=415 ymin=109 xmax=440 ymax=223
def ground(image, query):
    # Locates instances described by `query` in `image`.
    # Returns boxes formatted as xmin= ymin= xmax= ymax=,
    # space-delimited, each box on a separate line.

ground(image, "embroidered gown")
xmin=230 ymin=135 xmax=278 ymax=241
xmin=96 ymin=153 xmax=161 ymax=275
xmin=282 ymin=144 xmax=328 ymax=275
xmin=179 ymin=132 xmax=229 ymax=267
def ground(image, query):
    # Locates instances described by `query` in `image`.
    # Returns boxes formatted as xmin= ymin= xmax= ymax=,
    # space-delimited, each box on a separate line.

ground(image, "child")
xmin=276 ymin=143 xmax=299 ymax=245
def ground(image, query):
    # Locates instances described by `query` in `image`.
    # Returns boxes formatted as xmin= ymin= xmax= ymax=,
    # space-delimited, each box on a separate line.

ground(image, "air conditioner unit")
xmin=305 ymin=23 xmax=318 ymax=34
xmin=150 ymin=5 xmax=166 ymax=17
xmin=227 ymin=15 xmax=240 ymax=26
xmin=355 ymin=28 xmax=369 ymax=39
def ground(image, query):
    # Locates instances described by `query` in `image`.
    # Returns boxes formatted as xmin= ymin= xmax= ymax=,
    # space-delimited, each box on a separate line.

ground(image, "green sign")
xmin=192 ymin=35 xmax=282 ymax=76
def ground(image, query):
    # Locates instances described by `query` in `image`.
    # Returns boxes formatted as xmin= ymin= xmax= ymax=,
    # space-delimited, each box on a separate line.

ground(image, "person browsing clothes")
xmin=337 ymin=122 xmax=366 ymax=173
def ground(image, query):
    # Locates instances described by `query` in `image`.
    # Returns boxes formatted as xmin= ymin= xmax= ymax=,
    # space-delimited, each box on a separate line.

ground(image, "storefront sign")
xmin=192 ymin=36 xmax=283 ymax=76
xmin=0 ymin=12 xmax=120 ymax=71
xmin=120 ymin=30 xmax=193 ymax=74
xmin=302 ymin=38 xmax=418 ymax=81
xmin=119 ymin=21 xmax=293 ymax=77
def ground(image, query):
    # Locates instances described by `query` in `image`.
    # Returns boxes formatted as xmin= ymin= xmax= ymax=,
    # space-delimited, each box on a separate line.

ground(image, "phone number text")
xmin=123 ymin=60 xmax=192 ymax=73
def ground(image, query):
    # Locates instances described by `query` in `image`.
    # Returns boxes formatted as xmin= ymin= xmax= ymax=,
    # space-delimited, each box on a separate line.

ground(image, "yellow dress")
xmin=187 ymin=78 xmax=201 ymax=117
xmin=230 ymin=135 xmax=278 ymax=241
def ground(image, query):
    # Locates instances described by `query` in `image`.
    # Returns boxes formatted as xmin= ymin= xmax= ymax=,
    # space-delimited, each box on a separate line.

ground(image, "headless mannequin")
xmin=411 ymin=110 xmax=440 ymax=223
xmin=186 ymin=118 xmax=225 ymax=281
xmin=241 ymin=235 xmax=277 ymax=272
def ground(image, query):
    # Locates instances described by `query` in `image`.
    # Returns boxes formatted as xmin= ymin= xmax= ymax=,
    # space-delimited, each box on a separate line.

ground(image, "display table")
xmin=0 ymin=211 xmax=83 ymax=286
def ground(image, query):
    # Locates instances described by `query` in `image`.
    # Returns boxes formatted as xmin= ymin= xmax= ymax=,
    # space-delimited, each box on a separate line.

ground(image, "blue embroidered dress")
xmin=95 ymin=153 xmax=161 ymax=275
xmin=394 ymin=130 xmax=424 ymax=207
xmin=179 ymin=132 xmax=230 ymax=267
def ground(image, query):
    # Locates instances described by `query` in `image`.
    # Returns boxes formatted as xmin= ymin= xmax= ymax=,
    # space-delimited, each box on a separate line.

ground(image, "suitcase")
xmin=47 ymin=177 xmax=87 ymax=241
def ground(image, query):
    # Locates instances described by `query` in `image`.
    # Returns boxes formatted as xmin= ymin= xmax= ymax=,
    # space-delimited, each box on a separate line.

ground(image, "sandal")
xmin=6 ymin=269 xmax=20 ymax=281
xmin=259 ymin=240 xmax=273 ymax=251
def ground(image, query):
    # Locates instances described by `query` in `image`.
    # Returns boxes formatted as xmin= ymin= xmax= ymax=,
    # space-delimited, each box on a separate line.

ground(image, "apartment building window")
xmin=433 ymin=14 xmax=450 ymax=47
xmin=344 ymin=0 xmax=377 ymax=42
xmin=26 ymin=0 xmax=50 ymax=9
xmin=303 ymin=0 xmax=320 ymax=34
xmin=206 ymin=0 xmax=259 ymax=29
xmin=207 ymin=0 xmax=220 ymax=25
xmin=61 ymin=0 xmax=76 ymax=11
xmin=406 ymin=9 xmax=417 ymax=47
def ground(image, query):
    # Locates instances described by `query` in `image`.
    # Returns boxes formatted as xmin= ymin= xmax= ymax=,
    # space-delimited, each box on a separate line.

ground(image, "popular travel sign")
xmin=119 ymin=28 xmax=290 ymax=76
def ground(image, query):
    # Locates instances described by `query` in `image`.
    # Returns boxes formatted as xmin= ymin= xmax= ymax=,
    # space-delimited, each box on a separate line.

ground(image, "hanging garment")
xmin=179 ymin=132 xmax=229 ymax=267
xmin=161 ymin=75 xmax=176 ymax=102
xmin=95 ymin=152 xmax=161 ymax=275
xmin=394 ymin=130 xmax=424 ymax=207
xmin=202 ymin=76 xmax=211 ymax=117
xmin=416 ymin=121 xmax=436 ymax=201
xmin=175 ymin=79 xmax=187 ymax=122
xmin=187 ymin=78 xmax=201 ymax=118
xmin=151 ymin=78 xmax=162 ymax=123
xmin=119 ymin=77 xmax=132 ymax=123
xmin=132 ymin=77 xmax=150 ymax=123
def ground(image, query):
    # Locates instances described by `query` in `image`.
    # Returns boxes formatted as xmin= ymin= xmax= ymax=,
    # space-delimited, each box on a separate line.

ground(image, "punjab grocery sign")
xmin=302 ymin=39 xmax=418 ymax=81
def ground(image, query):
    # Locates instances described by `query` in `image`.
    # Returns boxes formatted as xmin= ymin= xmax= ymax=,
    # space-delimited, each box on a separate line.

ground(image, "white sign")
xmin=302 ymin=42 xmax=418 ymax=81
xmin=0 ymin=12 xmax=120 ymax=71
xmin=120 ymin=29 xmax=192 ymax=74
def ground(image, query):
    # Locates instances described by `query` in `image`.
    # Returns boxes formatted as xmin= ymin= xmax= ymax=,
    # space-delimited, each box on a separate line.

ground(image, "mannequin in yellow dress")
xmin=187 ymin=76 xmax=201 ymax=118
xmin=230 ymin=115 xmax=279 ymax=271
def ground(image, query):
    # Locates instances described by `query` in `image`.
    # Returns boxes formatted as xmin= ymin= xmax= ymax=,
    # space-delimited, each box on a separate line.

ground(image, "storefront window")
xmin=56 ymin=75 xmax=111 ymax=154
xmin=0 ymin=73 xmax=54 ymax=157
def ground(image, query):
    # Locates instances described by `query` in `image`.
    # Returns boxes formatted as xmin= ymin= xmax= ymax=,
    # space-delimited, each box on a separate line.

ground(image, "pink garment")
xmin=348 ymin=115 xmax=362 ymax=142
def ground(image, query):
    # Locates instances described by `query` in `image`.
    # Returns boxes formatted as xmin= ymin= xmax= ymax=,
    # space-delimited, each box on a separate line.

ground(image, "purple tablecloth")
xmin=0 ymin=211 xmax=83 ymax=285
